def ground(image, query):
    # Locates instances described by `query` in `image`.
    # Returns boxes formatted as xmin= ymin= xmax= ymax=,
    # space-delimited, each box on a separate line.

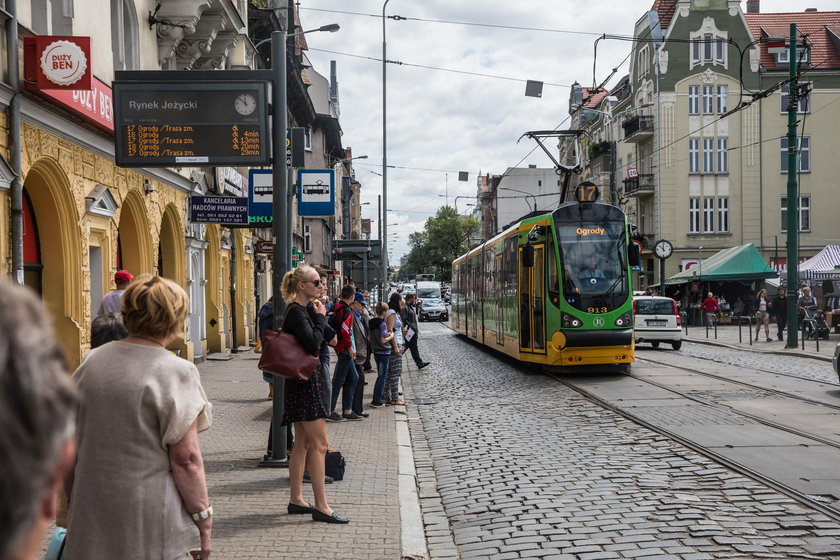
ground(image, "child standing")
xmin=369 ymin=302 xmax=393 ymax=407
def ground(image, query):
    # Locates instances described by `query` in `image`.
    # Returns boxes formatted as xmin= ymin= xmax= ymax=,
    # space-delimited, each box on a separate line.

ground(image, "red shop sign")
xmin=32 ymin=76 xmax=114 ymax=133
xmin=24 ymin=36 xmax=92 ymax=90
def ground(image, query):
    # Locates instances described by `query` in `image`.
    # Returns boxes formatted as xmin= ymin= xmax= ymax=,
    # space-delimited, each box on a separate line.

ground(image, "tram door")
xmin=495 ymin=254 xmax=504 ymax=346
xmin=518 ymin=245 xmax=546 ymax=354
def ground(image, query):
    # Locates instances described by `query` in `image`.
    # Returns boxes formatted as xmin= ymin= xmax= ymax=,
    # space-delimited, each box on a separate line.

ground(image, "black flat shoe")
xmin=312 ymin=509 xmax=349 ymax=524
xmin=288 ymin=502 xmax=315 ymax=514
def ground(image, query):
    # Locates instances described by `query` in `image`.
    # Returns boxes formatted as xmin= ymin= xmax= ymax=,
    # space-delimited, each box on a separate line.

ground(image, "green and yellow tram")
xmin=452 ymin=187 xmax=639 ymax=372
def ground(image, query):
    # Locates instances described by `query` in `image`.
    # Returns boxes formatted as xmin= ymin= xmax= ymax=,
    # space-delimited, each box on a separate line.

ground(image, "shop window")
xmin=112 ymin=0 xmax=140 ymax=70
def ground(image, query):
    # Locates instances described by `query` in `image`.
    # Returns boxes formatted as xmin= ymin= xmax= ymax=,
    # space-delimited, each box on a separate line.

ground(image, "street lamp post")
xmin=382 ymin=0 xmax=391 ymax=302
xmin=261 ymin=22 xmax=339 ymax=467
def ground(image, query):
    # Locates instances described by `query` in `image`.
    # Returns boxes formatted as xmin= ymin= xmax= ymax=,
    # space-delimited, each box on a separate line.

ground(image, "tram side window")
xmin=547 ymin=235 xmax=560 ymax=307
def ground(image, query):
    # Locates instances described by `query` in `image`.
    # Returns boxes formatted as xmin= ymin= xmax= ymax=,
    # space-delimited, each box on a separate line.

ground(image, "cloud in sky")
xmin=300 ymin=0 xmax=838 ymax=263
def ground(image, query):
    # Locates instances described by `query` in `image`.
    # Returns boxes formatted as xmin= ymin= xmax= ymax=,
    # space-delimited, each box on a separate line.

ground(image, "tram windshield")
xmin=555 ymin=221 xmax=629 ymax=312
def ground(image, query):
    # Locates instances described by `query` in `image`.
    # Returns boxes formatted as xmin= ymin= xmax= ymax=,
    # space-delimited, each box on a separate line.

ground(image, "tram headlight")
xmin=614 ymin=312 xmax=633 ymax=327
xmin=562 ymin=313 xmax=583 ymax=328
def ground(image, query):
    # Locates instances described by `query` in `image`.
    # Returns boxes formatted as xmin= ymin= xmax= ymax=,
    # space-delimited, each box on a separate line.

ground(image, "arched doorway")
xmin=158 ymin=204 xmax=185 ymax=285
xmin=117 ymin=190 xmax=153 ymax=277
xmin=22 ymin=190 xmax=43 ymax=293
xmin=22 ymin=158 xmax=83 ymax=369
xmin=204 ymin=225 xmax=223 ymax=353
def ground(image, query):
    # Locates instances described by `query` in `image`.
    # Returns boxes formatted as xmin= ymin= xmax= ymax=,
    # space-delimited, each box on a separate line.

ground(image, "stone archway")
xmin=158 ymin=203 xmax=186 ymax=287
xmin=204 ymin=225 xmax=223 ymax=353
xmin=117 ymin=190 xmax=154 ymax=277
xmin=23 ymin=157 xmax=84 ymax=369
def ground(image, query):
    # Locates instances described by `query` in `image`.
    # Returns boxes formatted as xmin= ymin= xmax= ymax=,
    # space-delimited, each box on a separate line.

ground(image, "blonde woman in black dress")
xmin=281 ymin=265 xmax=349 ymax=524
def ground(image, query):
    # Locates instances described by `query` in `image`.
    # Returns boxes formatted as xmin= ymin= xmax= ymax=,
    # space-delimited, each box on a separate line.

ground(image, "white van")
xmin=416 ymin=281 xmax=442 ymax=301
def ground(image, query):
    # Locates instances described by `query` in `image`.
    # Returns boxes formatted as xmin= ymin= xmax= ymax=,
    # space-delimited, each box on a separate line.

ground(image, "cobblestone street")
xmin=405 ymin=323 xmax=840 ymax=559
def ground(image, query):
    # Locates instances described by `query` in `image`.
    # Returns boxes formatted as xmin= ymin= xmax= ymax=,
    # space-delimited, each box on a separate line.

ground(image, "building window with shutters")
xmin=780 ymin=137 xmax=810 ymax=173
xmin=303 ymin=224 xmax=312 ymax=253
xmin=689 ymin=198 xmax=700 ymax=233
xmin=689 ymin=138 xmax=700 ymax=174
xmin=702 ymin=86 xmax=714 ymax=114
xmin=717 ymin=138 xmax=728 ymax=173
xmin=688 ymin=86 xmax=700 ymax=115
xmin=703 ymin=198 xmax=714 ymax=233
xmin=703 ymin=138 xmax=714 ymax=173
xmin=717 ymin=198 xmax=729 ymax=232
xmin=717 ymin=85 xmax=728 ymax=113
xmin=781 ymin=196 xmax=810 ymax=232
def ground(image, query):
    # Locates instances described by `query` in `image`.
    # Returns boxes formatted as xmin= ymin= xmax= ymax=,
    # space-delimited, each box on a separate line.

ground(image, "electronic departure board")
xmin=113 ymin=81 xmax=270 ymax=167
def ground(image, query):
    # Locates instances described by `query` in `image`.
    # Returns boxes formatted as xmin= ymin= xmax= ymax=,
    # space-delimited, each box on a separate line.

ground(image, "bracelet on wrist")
xmin=190 ymin=504 xmax=213 ymax=522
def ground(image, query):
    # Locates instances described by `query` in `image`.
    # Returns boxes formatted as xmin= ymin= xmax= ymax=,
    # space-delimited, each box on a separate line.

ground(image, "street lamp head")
xmin=319 ymin=23 xmax=340 ymax=33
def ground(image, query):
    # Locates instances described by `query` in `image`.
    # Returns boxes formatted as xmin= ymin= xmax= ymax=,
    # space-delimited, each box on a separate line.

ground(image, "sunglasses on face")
xmin=304 ymin=279 xmax=322 ymax=287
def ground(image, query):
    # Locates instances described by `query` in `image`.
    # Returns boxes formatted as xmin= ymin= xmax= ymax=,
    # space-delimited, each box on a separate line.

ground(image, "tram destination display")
xmin=113 ymin=80 xmax=270 ymax=167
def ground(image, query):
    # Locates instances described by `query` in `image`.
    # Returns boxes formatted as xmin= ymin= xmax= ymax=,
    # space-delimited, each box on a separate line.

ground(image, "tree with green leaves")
xmin=402 ymin=207 xmax=480 ymax=281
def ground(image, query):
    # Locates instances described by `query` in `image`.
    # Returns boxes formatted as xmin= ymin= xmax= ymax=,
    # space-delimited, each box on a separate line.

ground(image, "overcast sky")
xmin=300 ymin=0 xmax=837 ymax=264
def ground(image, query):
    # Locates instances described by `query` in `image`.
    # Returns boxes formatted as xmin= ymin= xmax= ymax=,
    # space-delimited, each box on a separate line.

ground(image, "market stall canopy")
xmin=799 ymin=245 xmax=840 ymax=279
xmin=665 ymin=243 xmax=778 ymax=285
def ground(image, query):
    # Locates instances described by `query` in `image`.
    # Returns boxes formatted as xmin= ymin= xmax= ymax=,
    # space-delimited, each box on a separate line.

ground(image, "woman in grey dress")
xmin=64 ymin=274 xmax=213 ymax=559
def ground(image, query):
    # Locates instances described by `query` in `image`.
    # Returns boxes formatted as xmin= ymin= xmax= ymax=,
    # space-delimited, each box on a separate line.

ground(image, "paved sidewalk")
xmin=197 ymin=352 xmax=406 ymax=559
xmin=682 ymin=321 xmax=836 ymax=362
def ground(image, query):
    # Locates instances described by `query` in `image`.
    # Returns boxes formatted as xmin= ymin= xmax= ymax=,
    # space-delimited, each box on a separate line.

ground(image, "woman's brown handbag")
xmin=258 ymin=305 xmax=318 ymax=382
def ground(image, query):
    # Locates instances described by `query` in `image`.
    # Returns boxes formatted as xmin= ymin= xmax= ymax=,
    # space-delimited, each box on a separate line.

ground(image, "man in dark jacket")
xmin=770 ymin=287 xmax=788 ymax=341
xmin=401 ymin=293 xmax=430 ymax=369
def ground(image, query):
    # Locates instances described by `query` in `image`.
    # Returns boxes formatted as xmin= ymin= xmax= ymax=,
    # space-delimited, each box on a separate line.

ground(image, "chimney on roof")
xmin=805 ymin=7 xmax=817 ymax=12
xmin=746 ymin=0 xmax=759 ymax=14
xmin=528 ymin=164 xmax=537 ymax=169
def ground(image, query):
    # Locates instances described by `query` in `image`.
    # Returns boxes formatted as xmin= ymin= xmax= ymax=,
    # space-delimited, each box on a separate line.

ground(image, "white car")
xmin=633 ymin=296 xmax=682 ymax=350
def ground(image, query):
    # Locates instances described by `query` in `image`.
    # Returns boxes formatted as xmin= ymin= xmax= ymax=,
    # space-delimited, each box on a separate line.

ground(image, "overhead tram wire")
xmin=306 ymin=47 xmax=571 ymax=88
xmin=299 ymin=6 xmax=611 ymax=37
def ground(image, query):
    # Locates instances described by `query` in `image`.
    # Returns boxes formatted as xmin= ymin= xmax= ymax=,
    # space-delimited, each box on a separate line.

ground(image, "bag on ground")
xmin=325 ymin=449 xmax=346 ymax=481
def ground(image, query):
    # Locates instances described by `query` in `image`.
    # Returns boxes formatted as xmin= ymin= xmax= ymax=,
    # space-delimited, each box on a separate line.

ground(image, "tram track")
xmin=547 ymin=368 xmax=840 ymax=522
xmin=636 ymin=353 xmax=840 ymax=414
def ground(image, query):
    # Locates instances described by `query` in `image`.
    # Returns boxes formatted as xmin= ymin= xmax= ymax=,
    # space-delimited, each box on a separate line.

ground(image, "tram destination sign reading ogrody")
xmin=113 ymin=78 xmax=270 ymax=167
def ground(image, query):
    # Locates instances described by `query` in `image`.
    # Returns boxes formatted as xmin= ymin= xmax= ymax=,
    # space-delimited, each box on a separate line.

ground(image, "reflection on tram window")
xmin=557 ymin=222 xmax=628 ymax=310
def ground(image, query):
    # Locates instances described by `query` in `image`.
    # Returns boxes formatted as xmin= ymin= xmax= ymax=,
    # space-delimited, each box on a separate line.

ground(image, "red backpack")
xmin=328 ymin=302 xmax=354 ymax=353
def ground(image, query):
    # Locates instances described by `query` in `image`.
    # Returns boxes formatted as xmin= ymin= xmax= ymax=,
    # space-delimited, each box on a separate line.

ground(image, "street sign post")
xmin=248 ymin=169 xmax=273 ymax=225
xmin=297 ymin=169 xmax=335 ymax=217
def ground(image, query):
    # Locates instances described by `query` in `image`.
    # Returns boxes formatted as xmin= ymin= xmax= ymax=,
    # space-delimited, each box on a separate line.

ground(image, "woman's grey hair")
xmin=91 ymin=313 xmax=129 ymax=349
xmin=0 ymin=280 xmax=78 ymax=558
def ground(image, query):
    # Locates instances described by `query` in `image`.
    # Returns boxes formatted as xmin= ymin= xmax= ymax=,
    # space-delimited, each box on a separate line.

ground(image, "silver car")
xmin=419 ymin=298 xmax=448 ymax=322
xmin=633 ymin=296 xmax=683 ymax=350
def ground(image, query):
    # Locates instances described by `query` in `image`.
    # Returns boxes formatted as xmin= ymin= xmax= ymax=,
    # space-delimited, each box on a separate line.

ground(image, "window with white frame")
xmin=637 ymin=46 xmax=650 ymax=77
xmin=689 ymin=86 xmax=700 ymax=115
xmin=703 ymin=198 xmax=714 ymax=232
xmin=304 ymin=127 xmax=312 ymax=151
xmin=777 ymin=46 xmax=810 ymax=66
xmin=780 ymin=136 xmax=810 ymax=173
xmin=303 ymin=224 xmax=312 ymax=253
xmin=689 ymin=138 xmax=700 ymax=173
xmin=111 ymin=0 xmax=139 ymax=70
xmin=689 ymin=21 xmax=728 ymax=68
xmin=716 ymin=85 xmax=728 ymax=113
xmin=703 ymin=138 xmax=714 ymax=173
xmin=781 ymin=196 xmax=811 ymax=232
xmin=780 ymin=84 xmax=810 ymax=114
xmin=702 ymin=86 xmax=714 ymax=114
xmin=717 ymin=198 xmax=729 ymax=232
xmin=689 ymin=198 xmax=700 ymax=233
xmin=717 ymin=138 xmax=728 ymax=173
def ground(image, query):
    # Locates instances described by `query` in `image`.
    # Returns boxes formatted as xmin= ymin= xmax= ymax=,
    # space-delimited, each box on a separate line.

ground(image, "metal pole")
xmin=785 ymin=23 xmax=800 ymax=348
xmin=382 ymin=0 xmax=391 ymax=302
xmin=7 ymin=0 xmax=23 ymax=285
xmin=363 ymin=252 xmax=369 ymax=292
xmin=230 ymin=233 xmax=238 ymax=353
xmin=264 ymin=28 xmax=289 ymax=466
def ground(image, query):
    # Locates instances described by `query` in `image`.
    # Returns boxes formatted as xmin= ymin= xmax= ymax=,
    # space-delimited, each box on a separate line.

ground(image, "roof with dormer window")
xmin=745 ymin=10 xmax=840 ymax=70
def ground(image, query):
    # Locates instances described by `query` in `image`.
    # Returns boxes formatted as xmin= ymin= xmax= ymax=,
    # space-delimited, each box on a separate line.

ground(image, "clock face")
xmin=654 ymin=240 xmax=673 ymax=259
xmin=234 ymin=93 xmax=257 ymax=116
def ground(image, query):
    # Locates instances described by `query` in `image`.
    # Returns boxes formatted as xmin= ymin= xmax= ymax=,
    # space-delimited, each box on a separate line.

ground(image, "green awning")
xmin=665 ymin=243 xmax=778 ymax=285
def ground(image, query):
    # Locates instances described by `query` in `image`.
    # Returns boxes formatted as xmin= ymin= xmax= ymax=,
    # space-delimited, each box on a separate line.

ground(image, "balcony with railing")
xmin=623 ymin=173 xmax=655 ymax=197
xmin=621 ymin=115 xmax=654 ymax=143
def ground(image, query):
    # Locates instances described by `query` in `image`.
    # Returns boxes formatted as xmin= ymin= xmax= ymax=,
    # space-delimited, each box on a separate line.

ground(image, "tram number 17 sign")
xmin=113 ymin=77 xmax=270 ymax=167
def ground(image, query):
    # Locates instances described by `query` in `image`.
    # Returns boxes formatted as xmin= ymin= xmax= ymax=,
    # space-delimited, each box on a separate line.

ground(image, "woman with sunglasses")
xmin=280 ymin=265 xmax=349 ymax=524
